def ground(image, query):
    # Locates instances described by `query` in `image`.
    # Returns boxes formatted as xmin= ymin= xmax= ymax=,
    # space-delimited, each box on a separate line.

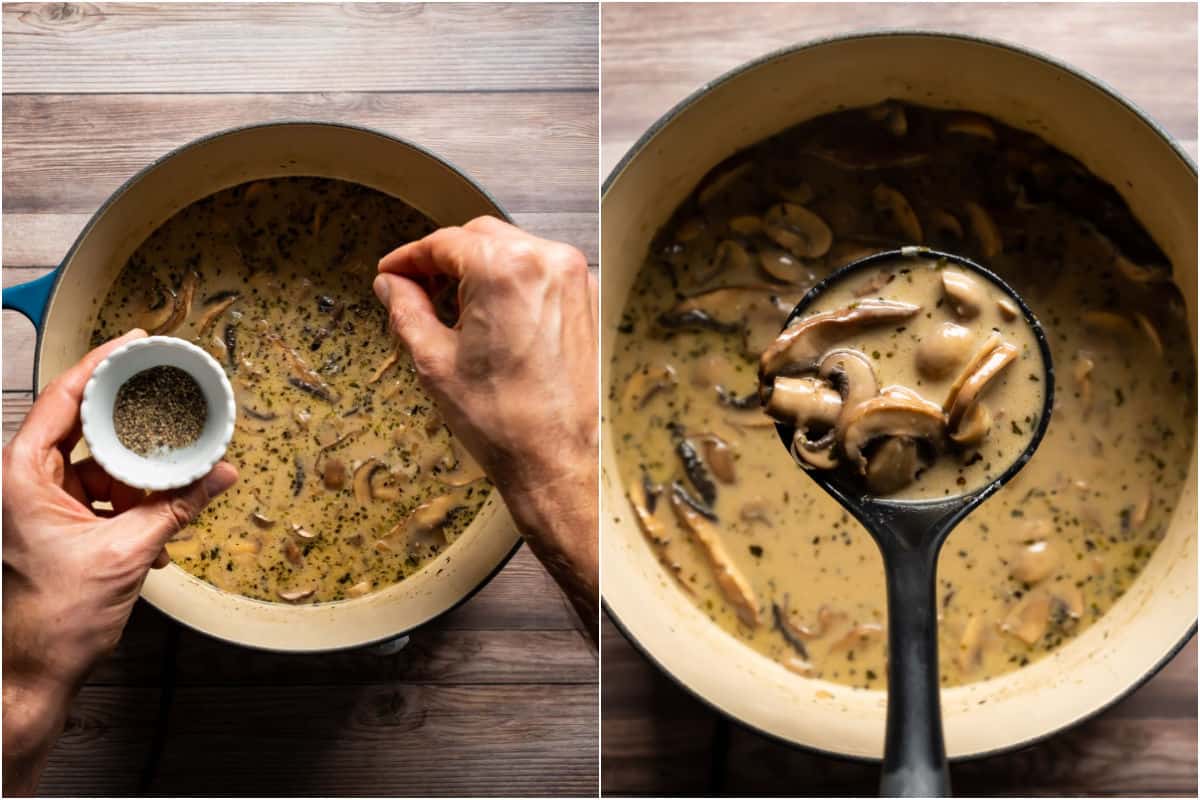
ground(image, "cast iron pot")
xmin=601 ymin=32 xmax=1197 ymax=760
xmin=4 ymin=122 xmax=522 ymax=652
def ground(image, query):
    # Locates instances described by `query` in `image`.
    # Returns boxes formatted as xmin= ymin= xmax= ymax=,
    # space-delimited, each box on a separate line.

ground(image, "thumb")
xmin=374 ymin=273 xmax=456 ymax=381
xmin=121 ymin=462 xmax=239 ymax=553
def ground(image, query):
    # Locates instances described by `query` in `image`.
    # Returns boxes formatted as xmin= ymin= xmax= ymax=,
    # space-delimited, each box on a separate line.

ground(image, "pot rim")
xmin=601 ymin=30 xmax=1198 ymax=762
xmin=33 ymin=119 xmax=523 ymax=651
xmin=602 ymin=29 xmax=1197 ymax=198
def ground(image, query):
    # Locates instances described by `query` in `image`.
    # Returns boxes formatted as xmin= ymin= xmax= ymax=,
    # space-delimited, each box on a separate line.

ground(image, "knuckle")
xmin=164 ymin=496 xmax=197 ymax=533
xmin=546 ymin=244 xmax=589 ymax=278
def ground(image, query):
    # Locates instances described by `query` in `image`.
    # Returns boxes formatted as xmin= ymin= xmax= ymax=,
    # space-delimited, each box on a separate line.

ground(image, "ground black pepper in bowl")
xmin=112 ymin=365 xmax=208 ymax=456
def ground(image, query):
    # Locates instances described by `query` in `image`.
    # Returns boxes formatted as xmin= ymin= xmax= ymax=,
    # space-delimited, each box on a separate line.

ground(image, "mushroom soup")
xmin=91 ymin=177 xmax=490 ymax=604
xmin=609 ymin=101 xmax=1194 ymax=688
xmin=759 ymin=256 xmax=1046 ymax=498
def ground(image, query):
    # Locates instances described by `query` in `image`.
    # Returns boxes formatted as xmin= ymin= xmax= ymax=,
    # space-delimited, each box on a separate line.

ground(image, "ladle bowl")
xmin=770 ymin=247 xmax=1055 ymax=796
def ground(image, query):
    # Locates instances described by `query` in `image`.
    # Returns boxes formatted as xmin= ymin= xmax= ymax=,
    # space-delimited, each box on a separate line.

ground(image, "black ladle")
xmin=770 ymin=248 xmax=1054 ymax=797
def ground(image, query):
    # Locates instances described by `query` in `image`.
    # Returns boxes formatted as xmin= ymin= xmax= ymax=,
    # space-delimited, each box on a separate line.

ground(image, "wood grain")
xmin=2 ymin=211 xmax=598 ymax=267
xmin=3 ymin=93 xmax=597 ymax=214
xmin=600 ymin=3 xmax=1196 ymax=796
xmin=4 ymin=4 xmax=598 ymax=796
xmin=3 ymin=3 xmax=598 ymax=94
xmin=39 ymin=683 xmax=598 ymax=797
xmin=601 ymin=2 xmax=1198 ymax=175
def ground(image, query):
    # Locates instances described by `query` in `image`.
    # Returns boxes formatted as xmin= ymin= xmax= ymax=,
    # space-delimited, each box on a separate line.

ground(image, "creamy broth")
xmin=760 ymin=256 xmax=1046 ymax=498
xmin=609 ymin=102 xmax=1195 ymax=688
xmin=92 ymin=177 xmax=490 ymax=604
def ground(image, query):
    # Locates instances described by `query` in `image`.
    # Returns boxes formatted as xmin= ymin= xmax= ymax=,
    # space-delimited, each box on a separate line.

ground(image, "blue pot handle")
xmin=2 ymin=269 xmax=57 ymax=329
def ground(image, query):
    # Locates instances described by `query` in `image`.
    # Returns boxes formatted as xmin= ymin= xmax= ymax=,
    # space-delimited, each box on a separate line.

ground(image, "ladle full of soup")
xmin=759 ymin=248 xmax=1054 ymax=797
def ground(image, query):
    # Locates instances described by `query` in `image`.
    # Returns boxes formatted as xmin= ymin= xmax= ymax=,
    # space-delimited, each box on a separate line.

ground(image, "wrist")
xmin=3 ymin=671 xmax=73 ymax=791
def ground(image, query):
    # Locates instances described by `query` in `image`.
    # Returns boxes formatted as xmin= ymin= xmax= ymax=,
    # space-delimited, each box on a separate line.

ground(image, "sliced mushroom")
xmin=250 ymin=511 xmax=276 ymax=529
xmin=622 ymin=364 xmax=678 ymax=410
xmin=759 ymin=299 xmax=921 ymax=380
xmin=941 ymin=270 xmax=986 ymax=319
xmin=696 ymin=433 xmax=736 ymax=484
xmin=278 ymin=587 xmax=316 ymax=603
xmin=669 ymin=484 xmax=760 ymax=627
xmin=830 ymin=622 xmax=885 ymax=653
xmin=436 ymin=441 xmax=487 ymax=487
xmin=384 ymin=487 xmax=472 ymax=554
xmin=353 ymin=459 xmax=384 ymax=504
xmin=996 ymin=296 xmax=1019 ymax=320
xmin=150 ymin=271 xmax=198 ymax=335
xmin=1132 ymin=487 xmax=1153 ymax=528
xmin=943 ymin=334 xmax=1018 ymax=432
xmin=369 ymin=346 xmax=402 ymax=384
xmin=289 ymin=523 xmax=318 ymax=540
xmin=323 ymin=457 xmax=347 ymax=489
xmin=866 ymin=102 xmax=907 ymax=136
xmin=956 ymin=615 xmax=987 ymax=672
xmin=1133 ymin=311 xmax=1164 ymax=357
xmin=1082 ymin=310 xmax=1136 ymax=335
xmin=657 ymin=287 xmax=765 ymax=334
xmin=675 ymin=435 xmax=717 ymax=507
xmin=964 ymin=202 xmax=1002 ymax=257
xmin=949 ymin=401 xmax=991 ymax=446
xmin=864 ymin=436 xmax=925 ymax=494
xmin=945 ymin=116 xmax=996 ymax=140
xmin=763 ymin=203 xmax=833 ymax=259
xmin=765 ymin=376 xmax=842 ymax=469
xmin=138 ymin=280 xmax=177 ymax=333
xmin=928 ymin=209 xmax=964 ymax=240
xmin=841 ymin=391 xmax=945 ymax=473
xmin=264 ymin=326 xmax=340 ymax=402
xmin=916 ymin=321 xmax=973 ymax=379
xmin=817 ymin=348 xmax=878 ymax=424
xmin=804 ymin=146 xmax=929 ymax=171
xmin=772 ymin=182 xmax=814 ymax=204
xmin=739 ymin=498 xmax=773 ymax=527
xmin=698 ymin=162 xmax=752 ymax=207
xmin=1011 ymin=538 xmax=1060 ymax=584
xmin=871 ymin=185 xmax=923 ymax=243
xmin=758 ymin=247 xmax=813 ymax=285
xmin=1072 ymin=352 xmax=1095 ymax=415
xmin=197 ymin=292 xmax=240 ymax=335
xmin=1001 ymin=589 xmax=1052 ymax=645
xmin=727 ymin=215 xmax=763 ymax=236
xmin=772 ymin=598 xmax=810 ymax=657
xmin=283 ymin=539 xmax=304 ymax=568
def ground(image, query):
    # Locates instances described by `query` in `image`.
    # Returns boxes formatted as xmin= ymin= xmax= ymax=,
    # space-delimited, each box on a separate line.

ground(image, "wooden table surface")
xmin=601 ymin=3 xmax=1197 ymax=797
xmin=3 ymin=4 xmax=597 ymax=796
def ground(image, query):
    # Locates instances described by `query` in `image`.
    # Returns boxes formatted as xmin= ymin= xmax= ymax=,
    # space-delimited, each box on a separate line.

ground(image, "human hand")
xmin=2 ymin=329 xmax=237 ymax=794
xmin=374 ymin=217 xmax=597 ymax=639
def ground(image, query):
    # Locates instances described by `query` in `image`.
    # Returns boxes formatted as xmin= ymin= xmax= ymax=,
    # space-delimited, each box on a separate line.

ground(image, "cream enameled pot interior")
xmin=601 ymin=34 xmax=1197 ymax=758
xmin=38 ymin=123 xmax=520 ymax=651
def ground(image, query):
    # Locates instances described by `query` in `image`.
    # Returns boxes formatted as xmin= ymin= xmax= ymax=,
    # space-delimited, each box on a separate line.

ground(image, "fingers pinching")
xmin=373 ymin=274 xmax=456 ymax=378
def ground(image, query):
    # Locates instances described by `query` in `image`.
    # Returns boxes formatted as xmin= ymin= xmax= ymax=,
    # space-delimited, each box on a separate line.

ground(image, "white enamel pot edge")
xmin=29 ymin=122 xmax=522 ymax=653
xmin=601 ymin=32 xmax=1198 ymax=760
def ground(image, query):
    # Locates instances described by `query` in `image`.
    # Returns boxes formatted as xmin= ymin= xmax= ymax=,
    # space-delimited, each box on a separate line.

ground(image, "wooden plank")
xmin=151 ymin=683 xmax=598 ymax=796
xmin=2 ymin=92 xmax=598 ymax=214
xmin=2 ymin=3 xmax=598 ymax=94
xmin=38 ymin=682 xmax=598 ymax=797
xmin=600 ymin=620 xmax=718 ymax=795
xmin=3 ymin=211 xmax=598 ymax=267
xmin=723 ymin=716 xmax=1198 ymax=796
xmin=37 ymin=686 xmax=160 ymax=797
xmin=600 ymin=3 xmax=1198 ymax=176
xmin=603 ymin=615 xmax=1197 ymax=796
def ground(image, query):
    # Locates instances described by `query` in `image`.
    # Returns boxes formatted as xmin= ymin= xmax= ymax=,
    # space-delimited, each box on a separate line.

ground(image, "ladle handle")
xmin=879 ymin=543 xmax=950 ymax=798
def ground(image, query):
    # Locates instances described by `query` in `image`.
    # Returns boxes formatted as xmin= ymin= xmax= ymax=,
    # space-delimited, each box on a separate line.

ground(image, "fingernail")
xmin=373 ymin=274 xmax=391 ymax=304
xmin=203 ymin=463 xmax=237 ymax=497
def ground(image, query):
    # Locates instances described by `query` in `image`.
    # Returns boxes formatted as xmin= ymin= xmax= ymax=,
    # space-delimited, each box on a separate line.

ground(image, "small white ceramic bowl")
xmin=81 ymin=336 xmax=236 ymax=492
